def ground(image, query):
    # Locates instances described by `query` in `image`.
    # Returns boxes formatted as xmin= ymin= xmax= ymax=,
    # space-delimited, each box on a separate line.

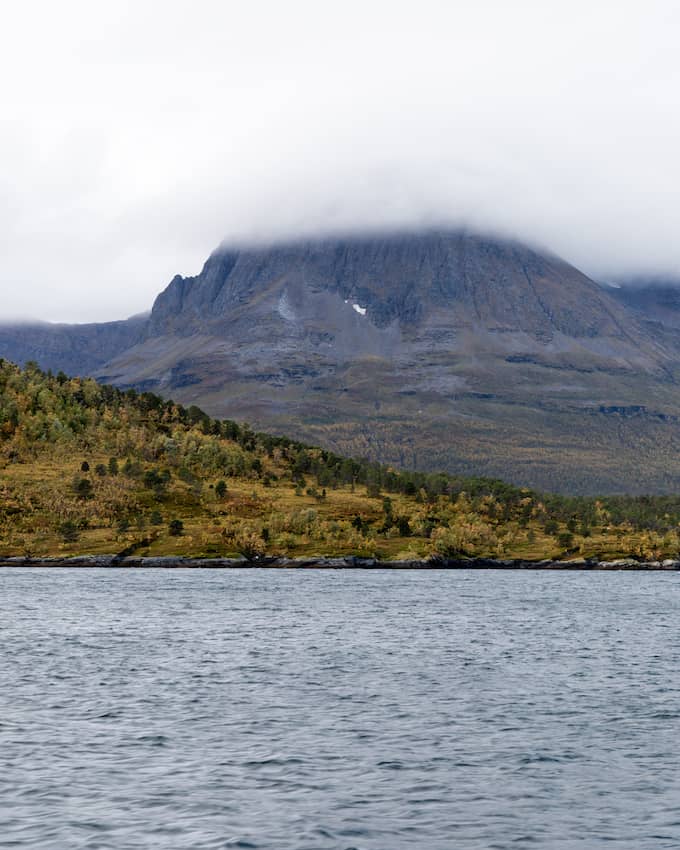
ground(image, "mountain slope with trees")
xmin=2 ymin=360 xmax=680 ymax=562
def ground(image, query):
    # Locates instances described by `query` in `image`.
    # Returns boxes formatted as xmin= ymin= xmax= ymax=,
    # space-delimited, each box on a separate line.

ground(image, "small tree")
xmin=108 ymin=458 xmax=119 ymax=476
xmin=234 ymin=529 xmax=266 ymax=561
xmin=544 ymin=519 xmax=559 ymax=536
xmin=215 ymin=480 xmax=227 ymax=498
xmin=144 ymin=468 xmax=169 ymax=497
xmin=95 ymin=463 xmax=107 ymax=477
xmin=150 ymin=510 xmax=163 ymax=526
xmin=123 ymin=458 xmax=141 ymax=478
xmin=558 ymin=532 xmax=574 ymax=551
xmin=168 ymin=519 xmax=184 ymax=537
xmin=396 ymin=516 xmax=411 ymax=537
xmin=72 ymin=477 xmax=93 ymax=500
xmin=81 ymin=461 xmax=90 ymax=472
xmin=59 ymin=521 xmax=79 ymax=543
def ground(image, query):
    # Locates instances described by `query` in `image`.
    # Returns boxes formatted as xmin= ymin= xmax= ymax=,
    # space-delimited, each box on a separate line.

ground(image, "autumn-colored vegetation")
xmin=2 ymin=359 xmax=680 ymax=561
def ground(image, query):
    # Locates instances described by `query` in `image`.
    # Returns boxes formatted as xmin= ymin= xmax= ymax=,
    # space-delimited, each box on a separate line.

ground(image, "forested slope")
xmin=2 ymin=359 xmax=680 ymax=561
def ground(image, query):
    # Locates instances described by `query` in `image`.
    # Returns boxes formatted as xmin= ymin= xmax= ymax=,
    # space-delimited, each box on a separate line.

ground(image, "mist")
xmin=1 ymin=0 xmax=679 ymax=322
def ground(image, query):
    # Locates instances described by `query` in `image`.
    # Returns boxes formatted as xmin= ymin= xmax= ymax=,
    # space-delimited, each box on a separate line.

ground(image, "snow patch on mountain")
xmin=344 ymin=299 xmax=367 ymax=316
xmin=277 ymin=292 xmax=296 ymax=322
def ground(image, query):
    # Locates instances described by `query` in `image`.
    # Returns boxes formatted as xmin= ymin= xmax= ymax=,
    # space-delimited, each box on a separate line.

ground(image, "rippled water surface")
xmin=2 ymin=569 xmax=680 ymax=848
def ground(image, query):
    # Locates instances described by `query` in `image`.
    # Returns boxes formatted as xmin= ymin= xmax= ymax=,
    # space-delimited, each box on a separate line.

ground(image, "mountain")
xmin=3 ymin=359 xmax=680 ymax=562
xmin=0 ymin=315 xmax=146 ymax=376
xmin=610 ymin=277 xmax=680 ymax=331
xmin=3 ymin=229 xmax=680 ymax=494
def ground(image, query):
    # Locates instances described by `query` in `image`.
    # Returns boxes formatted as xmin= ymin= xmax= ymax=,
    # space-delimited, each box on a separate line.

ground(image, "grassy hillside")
xmin=2 ymin=359 xmax=680 ymax=561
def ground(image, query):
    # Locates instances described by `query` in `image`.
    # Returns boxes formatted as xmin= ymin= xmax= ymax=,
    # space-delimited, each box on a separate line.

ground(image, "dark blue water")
xmin=2 ymin=569 xmax=680 ymax=849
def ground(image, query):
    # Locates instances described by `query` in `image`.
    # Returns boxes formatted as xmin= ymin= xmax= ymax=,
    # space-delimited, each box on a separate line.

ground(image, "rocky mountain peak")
xmin=146 ymin=229 xmax=630 ymax=344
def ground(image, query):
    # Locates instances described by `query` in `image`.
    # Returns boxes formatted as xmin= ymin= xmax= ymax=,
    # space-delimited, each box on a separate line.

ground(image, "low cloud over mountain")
xmin=1 ymin=1 xmax=680 ymax=322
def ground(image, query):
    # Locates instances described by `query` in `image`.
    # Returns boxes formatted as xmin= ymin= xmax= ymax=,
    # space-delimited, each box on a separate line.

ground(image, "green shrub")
xmin=168 ymin=519 xmax=184 ymax=537
xmin=72 ymin=477 xmax=93 ymax=500
xmin=59 ymin=521 xmax=79 ymax=543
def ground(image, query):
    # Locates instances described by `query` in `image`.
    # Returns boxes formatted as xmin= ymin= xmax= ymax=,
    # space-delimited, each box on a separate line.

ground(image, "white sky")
xmin=1 ymin=0 xmax=679 ymax=322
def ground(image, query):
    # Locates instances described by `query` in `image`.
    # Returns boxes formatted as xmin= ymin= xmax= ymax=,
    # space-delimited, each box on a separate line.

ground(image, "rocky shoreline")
xmin=1 ymin=555 xmax=680 ymax=570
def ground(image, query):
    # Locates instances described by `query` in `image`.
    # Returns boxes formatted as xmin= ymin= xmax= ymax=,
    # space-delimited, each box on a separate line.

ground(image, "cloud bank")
xmin=1 ymin=0 xmax=679 ymax=321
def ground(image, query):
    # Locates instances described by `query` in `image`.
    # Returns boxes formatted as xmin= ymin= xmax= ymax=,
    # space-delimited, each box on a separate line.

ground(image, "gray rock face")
xmin=148 ymin=231 xmax=632 ymax=340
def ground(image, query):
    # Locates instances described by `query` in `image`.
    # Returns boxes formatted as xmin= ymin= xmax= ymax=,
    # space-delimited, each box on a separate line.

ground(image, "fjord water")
xmin=2 ymin=570 xmax=680 ymax=849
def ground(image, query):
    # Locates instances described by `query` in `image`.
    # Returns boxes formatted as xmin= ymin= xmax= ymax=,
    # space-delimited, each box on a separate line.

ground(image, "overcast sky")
xmin=1 ymin=0 xmax=679 ymax=322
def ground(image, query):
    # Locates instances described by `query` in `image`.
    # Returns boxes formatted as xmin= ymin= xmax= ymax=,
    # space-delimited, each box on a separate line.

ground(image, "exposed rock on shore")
xmin=1 ymin=556 xmax=679 ymax=570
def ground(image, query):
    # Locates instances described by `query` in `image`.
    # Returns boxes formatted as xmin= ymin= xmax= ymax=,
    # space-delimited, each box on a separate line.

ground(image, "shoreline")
xmin=1 ymin=555 xmax=680 ymax=570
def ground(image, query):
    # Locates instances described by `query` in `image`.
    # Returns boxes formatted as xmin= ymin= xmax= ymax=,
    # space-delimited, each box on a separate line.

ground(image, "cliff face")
xmin=148 ymin=232 xmax=631 ymax=341
xmin=3 ymin=229 xmax=680 ymax=493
